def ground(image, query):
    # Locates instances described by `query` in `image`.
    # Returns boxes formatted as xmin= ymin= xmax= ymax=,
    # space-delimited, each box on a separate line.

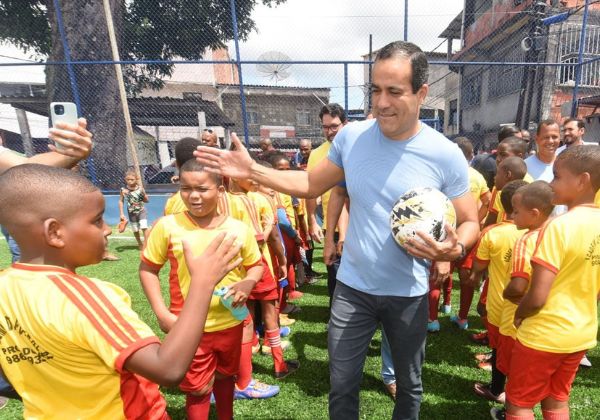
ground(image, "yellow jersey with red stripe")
xmin=0 ymin=264 xmax=165 ymax=420
xmin=499 ymin=229 xmax=540 ymax=338
xmin=274 ymin=192 xmax=296 ymax=229
xmin=488 ymin=173 xmax=534 ymax=223
xmin=595 ymin=189 xmax=600 ymax=206
xmin=475 ymin=221 xmax=526 ymax=327
xmin=468 ymin=166 xmax=489 ymax=204
xmin=164 ymin=191 xmax=187 ymax=216
xmin=142 ymin=213 xmax=261 ymax=332
xmin=307 ymin=140 xmax=332 ymax=230
xmin=517 ymin=205 xmax=600 ymax=353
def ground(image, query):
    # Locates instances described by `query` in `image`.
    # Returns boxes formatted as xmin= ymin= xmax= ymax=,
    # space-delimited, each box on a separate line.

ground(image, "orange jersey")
xmin=0 ymin=264 xmax=165 ymax=419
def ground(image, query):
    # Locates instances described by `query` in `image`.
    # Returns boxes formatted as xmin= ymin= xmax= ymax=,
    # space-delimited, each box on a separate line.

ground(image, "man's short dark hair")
xmin=537 ymin=119 xmax=558 ymax=135
xmin=562 ymin=117 xmax=585 ymax=129
xmin=319 ymin=103 xmax=347 ymax=123
xmin=179 ymin=159 xmax=222 ymax=185
xmin=498 ymin=126 xmax=521 ymax=142
xmin=516 ymin=181 xmax=554 ymax=216
xmin=500 ymin=136 xmax=527 ymax=157
xmin=175 ymin=137 xmax=202 ymax=168
xmin=455 ymin=137 xmax=474 ymax=160
xmin=374 ymin=41 xmax=428 ymax=94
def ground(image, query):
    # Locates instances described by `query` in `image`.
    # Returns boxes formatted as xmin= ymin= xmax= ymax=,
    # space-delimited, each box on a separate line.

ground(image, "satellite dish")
xmin=256 ymin=51 xmax=292 ymax=83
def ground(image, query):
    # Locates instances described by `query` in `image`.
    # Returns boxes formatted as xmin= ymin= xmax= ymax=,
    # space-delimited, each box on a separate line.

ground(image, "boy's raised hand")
xmin=182 ymin=233 xmax=242 ymax=287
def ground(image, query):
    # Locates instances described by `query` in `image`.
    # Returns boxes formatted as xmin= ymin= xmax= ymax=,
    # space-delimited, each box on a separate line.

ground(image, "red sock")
xmin=542 ymin=409 xmax=570 ymax=420
xmin=442 ymin=276 xmax=452 ymax=306
xmin=236 ymin=341 xmax=253 ymax=390
xmin=506 ymin=413 xmax=535 ymax=420
xmin=213 ymin=377 xmax=235 ymax=420
xmin=428 ymin=277 xmax=441 ymax=321
xmin=266 ymin=328 xmax=287 ymax=373
xmin=458 ymin=282 xmax=475 ymax=320
xmin=186 ymin=393 xmax=210 ymax=420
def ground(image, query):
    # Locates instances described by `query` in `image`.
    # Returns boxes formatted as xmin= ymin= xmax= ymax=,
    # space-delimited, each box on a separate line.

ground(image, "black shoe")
xmin=274 ymin=360 xmax=300 ymax=380
xmin=490 ymin=407 xmax=506 ymax=420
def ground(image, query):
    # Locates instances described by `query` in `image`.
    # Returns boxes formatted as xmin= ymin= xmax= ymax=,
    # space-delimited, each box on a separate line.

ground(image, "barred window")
xmin=488 ymin=49 xmax=525 ymax=98
xmin=556 ymin=23 xmax=600 ymax=88
xmin=462 ymin=73 xmax=482 ymax=108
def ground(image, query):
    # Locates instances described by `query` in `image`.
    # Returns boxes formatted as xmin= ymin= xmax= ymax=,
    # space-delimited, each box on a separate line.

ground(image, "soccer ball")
xmin=390 ymin=187 xmax=456 ymax=249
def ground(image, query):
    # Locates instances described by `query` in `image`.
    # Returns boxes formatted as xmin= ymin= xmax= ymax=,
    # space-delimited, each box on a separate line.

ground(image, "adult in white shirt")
xmin=524 ymin=120 xmax=560 ymax=182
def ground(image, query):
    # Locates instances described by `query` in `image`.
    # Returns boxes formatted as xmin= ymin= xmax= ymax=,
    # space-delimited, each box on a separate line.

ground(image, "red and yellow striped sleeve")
xmin=141 ymin=217 xmax=169 ymax=269
xmin=531 ymin=218 xmax=565 ymax=275
xmin=511 ymin=231 xmax=536 ymax=280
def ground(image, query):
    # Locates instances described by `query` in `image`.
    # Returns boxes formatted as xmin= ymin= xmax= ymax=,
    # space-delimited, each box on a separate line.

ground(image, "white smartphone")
xmin=50 ymin=102 xmax=79 ymax=150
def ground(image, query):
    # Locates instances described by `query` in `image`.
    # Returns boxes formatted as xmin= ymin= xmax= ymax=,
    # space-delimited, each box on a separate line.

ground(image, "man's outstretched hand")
xmin=194 ymin=132 xmax=254 ymax=179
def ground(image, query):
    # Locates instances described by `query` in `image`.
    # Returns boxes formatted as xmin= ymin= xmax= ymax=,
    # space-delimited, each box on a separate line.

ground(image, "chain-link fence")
xmin=1 ymin=0 xmax=599 ymax=189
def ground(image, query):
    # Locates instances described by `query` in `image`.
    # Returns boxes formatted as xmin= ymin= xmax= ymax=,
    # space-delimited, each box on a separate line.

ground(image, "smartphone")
xmin=50 ymin=102 xmax=78 ymax=150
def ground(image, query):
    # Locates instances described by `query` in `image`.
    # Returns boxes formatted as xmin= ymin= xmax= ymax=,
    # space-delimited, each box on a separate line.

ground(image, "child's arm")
xmin=430 ymin=261 xmax=451 ymax=286
xmin=226 ymin=264 xmax=263 ymax=308
xmin=514 ymin=263 xmax=555 ymax=327
xmin=118 ymin=189 xmax=126 ymax=221
xmin=139 ymin=262 xmax=174 ymax=333
xmin=141 ymin=186 xmax=149 ymax=203
xmin=502 ymin=277 xmax=529 ymax=304
xmin=478 ymin=191 xmax=492 ymax=223
xmin=267 ymin=226 xmax=287 ymax=279
xmin=466 ymin=259 xmax=488 ymax=287
xmin=126 ymin=233 xmax=242 ymax=387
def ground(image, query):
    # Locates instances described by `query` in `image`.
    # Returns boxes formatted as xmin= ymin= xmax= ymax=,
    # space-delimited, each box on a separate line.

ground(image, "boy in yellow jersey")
xmin=140 ymin=159 xmax=264 ymax=419
xmin=505 ymin=145 xmax=600 ymax=420
xmin=470 ymin=180 xmax=528 ymax=404
xmin=164 ymin=137 xmax=202 ymax=216
xmin=486 ymin=157 xmax=529 ymax=225
xmin=496 ymin=182 xmax=554 ymax=379
xmin=0 ymin=164 xmax=241 ymax=419
xmin=451 ymin=138 xmax=492 ymax=330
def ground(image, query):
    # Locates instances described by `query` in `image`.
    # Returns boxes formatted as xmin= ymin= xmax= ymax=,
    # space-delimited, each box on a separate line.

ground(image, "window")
xmin=296 ymin=110 xmax=311 ymax=126
xmin=462 ymin=72 xmax=482 ymax=108
xmin=448 ymin=99 xmax=458 ymax=128
xmin=247 ymin=110 xmax=259 ymax=125
xmin=488 ymin=48 xmax=525 ymax=98
xmin=556 ymin=24 xmax=600 ymax=88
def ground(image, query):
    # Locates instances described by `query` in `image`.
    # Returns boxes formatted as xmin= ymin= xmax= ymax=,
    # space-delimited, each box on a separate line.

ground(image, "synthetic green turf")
xmin=1 ymin=237 xmax=598 ymax=419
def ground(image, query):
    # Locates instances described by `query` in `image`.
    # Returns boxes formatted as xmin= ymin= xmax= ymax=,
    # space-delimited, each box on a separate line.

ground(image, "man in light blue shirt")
xmin=195 ymin=41 xmax=480 ymax=420
xmin=524 ymin=120 xmax=560 ymax=182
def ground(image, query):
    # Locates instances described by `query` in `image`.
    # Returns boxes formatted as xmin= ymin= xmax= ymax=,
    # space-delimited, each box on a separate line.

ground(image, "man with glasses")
xmin=306 ymin=104 xmax=349 ymax=308
xmin=201 ymin=128 xmax=219 ymax=148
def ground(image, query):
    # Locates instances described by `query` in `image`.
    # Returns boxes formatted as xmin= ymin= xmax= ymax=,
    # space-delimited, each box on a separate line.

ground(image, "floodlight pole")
xmin=230 ymin=0 xmax=250 ymax=146
xmin=570 ymin=0 xmax=591 ymax=117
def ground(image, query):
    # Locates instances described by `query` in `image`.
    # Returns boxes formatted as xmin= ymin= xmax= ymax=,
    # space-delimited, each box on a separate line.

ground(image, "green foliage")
xmin=0 ymin=0 xmax=285 ymax=93
xmin=0 ymin=238 xmax=599 ymax=419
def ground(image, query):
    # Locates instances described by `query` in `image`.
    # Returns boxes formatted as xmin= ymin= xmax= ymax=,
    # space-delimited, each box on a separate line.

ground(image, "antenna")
xmin=256 ymin=51 xmax=292 ymax=84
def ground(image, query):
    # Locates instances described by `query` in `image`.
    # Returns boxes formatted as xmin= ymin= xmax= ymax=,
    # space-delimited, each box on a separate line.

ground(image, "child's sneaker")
xmin=261 ymin=340 xmax=291 ymax=355
xmin=473 ymin=382 xmax=505 ymax=404
xmin=427 ymin=320 xmax=440 ymax=333
xmin=274 ymin=360 xmax=300 ymax=379
xmin=490 ymin=407 xmax=506 ymax=420
xmin=478 ymin=361 xmax=493 ymax=371
xmin=234 ymin=380 xmax=280 ymax=400
xmin=251 ymin=343 xmax=261 ymax=355
xmin=0 ymin=396 xmax=7 ymax=410
xmin=474 ymin=352 xmax=493 ymax=363
xmin=470 ymin=331 xmax=489 ymax=346
xmin=279 ymin=314 xmax=296 ymax=326
xmin=450 ymin=315 xmax=469 ymax=330
xmin=440 ymin=304 xmax=452 ymax=314
xmin=280 ymin=326 xmax=291 ymax=337
xmin=580 ymin=353 xmax=592 ymax=368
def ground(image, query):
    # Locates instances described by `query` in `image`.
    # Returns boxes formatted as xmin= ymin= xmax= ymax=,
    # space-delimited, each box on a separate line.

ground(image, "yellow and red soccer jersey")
xmin=274 ymin=192 xmax=296 ymax=229
xmin=595 ymin=189 xmax=600 ymax=207
xmin=499 ymin=229 xmax=540 ymax=338
xmin=0 ymin=264 xmax=165 ymax=419
xmin=517 ymin=205 xmax=600 ymax=353
xmin=475 ymin=221 xmax=526 ymax=327
xmin=142 ymin=213 xmax=261 ymax=332
xmin=488 ymin=173 xmax=534 ymax=223
xmin=468 ymin=166 xmax=489 ymax=204
xmin=307 ymin=140 xmax=333 ymax=230
xmin=164 ymin=191 xmax=187 ymax=216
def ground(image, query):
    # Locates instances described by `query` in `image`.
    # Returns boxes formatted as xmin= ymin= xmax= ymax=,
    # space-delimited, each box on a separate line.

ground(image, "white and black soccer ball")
xmin=390 ymin=187 xmax=457 ymax=249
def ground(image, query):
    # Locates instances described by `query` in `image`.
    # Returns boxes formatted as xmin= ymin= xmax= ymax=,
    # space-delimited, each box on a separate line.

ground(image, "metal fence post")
xmin=229 ymin=0 xmax=250 ymax=146
xmin=570 ymin=0 xmax=591 ymax=117
xmin=404 ymin=0 xmax=408 ymax=42
xmin=344 ymin=63 xmax=349 ymax=116
xmin=53 ymin=0 xmax=98 ymax=184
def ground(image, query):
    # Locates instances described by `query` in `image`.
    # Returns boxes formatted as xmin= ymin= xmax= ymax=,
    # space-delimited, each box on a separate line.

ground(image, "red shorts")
xmin=457 ymin=246 xmax=476 ymax=270
xmin=179 ymin=323 xmax=244 ymax=393
xmin=506 ymin=340 xmax=586 ymax=408
xmin=479 ymin=278 xmax=489 ymax=306
xmin=249 ymin=287 xmax=279 ymax=301
xmin=486 ymin=322 xmax=500 ymax=349
xmin=496 ymin=333 xmax=516 ymax=375
xmin=250 ymin=256 xmax=277 ymax=297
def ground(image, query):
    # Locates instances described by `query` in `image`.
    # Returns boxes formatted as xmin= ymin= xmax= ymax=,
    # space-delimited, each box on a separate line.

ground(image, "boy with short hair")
xmin=504 ymin=145 xmax=600 ymax=420
xmin=486 ymin=156 xmax=530 ymax=226
xmin=140 ymin=159 xmax=264 ymax=419
xmin=470 ymin=180 xmax=528 ymax=404
xmin=0 ymin=164 xmax=241 ymax=419
xmin=119 ymin=169 xmax=149 ymax=249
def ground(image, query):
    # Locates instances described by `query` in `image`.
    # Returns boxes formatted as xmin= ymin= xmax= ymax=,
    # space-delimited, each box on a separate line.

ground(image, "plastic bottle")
xmin=213 ymin=286 xmax=249 ymax=320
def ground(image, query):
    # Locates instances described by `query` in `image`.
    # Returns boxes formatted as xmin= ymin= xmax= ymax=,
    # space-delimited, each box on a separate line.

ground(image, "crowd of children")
xmin=0 ymin=116 xmax=599 ymax=420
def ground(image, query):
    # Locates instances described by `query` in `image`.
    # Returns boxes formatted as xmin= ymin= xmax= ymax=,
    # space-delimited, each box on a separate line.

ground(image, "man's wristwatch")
xmin=454 ymin=241 xmax=466 ymax=261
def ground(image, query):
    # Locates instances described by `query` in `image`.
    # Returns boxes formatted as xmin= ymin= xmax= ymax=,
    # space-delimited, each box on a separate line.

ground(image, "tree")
xmin=0 ymin=0 xmax=284 ymax=187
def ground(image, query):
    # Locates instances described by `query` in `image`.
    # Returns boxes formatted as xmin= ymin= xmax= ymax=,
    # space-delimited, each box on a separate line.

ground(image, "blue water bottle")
xmin=214 ymin=286 xmax=249 ymax=320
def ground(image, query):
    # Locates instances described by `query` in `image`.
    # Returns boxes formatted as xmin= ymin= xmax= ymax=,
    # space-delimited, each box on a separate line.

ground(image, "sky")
xmin=0 ymin=0 xmax=464 ymax=110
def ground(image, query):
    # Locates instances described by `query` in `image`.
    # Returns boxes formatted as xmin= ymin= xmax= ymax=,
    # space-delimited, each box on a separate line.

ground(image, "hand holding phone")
xmin=48 ymin=102 xmax=92 ymax=160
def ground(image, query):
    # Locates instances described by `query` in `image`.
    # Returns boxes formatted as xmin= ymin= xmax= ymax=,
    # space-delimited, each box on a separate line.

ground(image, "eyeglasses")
xmin=203 ymin=128 xmax=213 ymax=133
xmin=321 ymin=123 xmax=341 ymax=131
